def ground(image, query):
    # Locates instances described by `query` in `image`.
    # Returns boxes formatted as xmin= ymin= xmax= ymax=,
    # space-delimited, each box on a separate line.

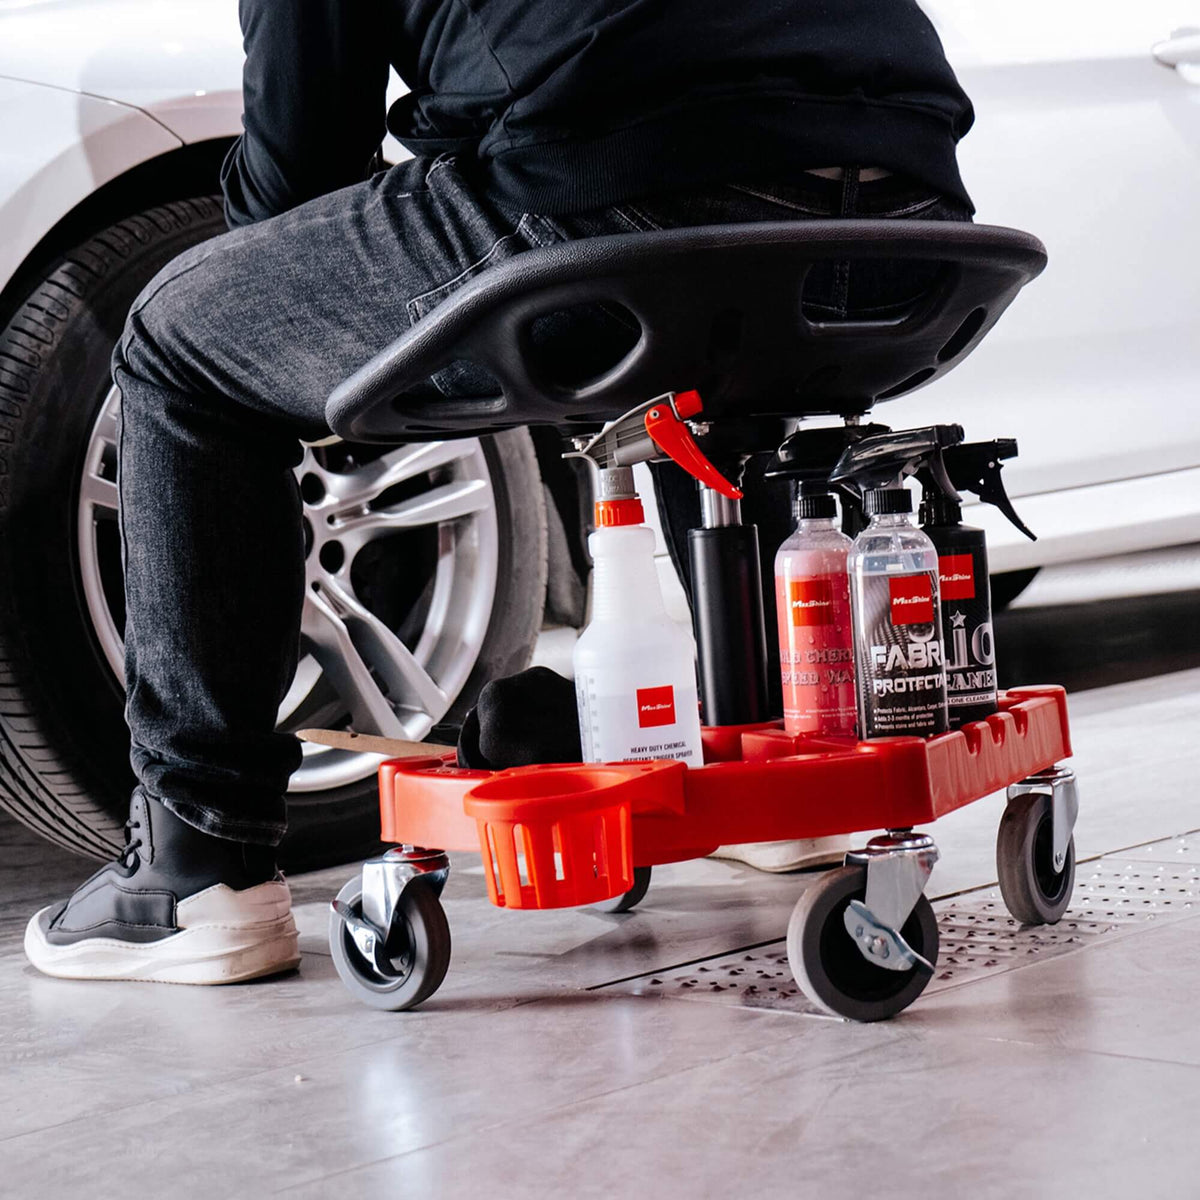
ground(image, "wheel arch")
xmin=0 ymin=137 xmax=234 ymax=333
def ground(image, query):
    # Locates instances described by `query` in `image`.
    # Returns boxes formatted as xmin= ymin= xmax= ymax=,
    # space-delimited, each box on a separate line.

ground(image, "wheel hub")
xmin=76 ymin=386 xmax=500 ymax=794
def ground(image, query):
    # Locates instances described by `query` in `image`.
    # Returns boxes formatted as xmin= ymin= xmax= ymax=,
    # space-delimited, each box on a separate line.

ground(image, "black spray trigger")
xmin=926 ymin=449 xmax=961 ymax=506
xmin=944 ymin=439 xmax=1037 ymax=542
xmin=975 ymin=470 xmax=1036 ymax=542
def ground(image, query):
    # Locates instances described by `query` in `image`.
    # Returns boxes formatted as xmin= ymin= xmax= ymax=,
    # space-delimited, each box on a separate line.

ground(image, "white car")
xmin=0 ymin=0 xmax=1196 ymax=864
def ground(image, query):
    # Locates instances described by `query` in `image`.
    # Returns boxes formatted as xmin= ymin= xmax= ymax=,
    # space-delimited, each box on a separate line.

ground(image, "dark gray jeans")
xmin=113 ymin=155 xmax=968 ymax=844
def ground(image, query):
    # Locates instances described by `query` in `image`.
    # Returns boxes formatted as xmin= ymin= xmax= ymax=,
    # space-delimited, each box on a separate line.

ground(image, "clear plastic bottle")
xmin=847 ymin=487 xmax=949 ymax=739
xmin=774 ymin=488 xmax=856 ymax=736
xmin=574 ymin=473 xmax=703 ymax=766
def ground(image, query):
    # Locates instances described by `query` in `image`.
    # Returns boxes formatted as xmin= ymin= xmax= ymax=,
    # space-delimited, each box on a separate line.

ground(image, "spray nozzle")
xmin=564 ymin=389 xmax=742 ymax=499
xmin=923 ymin=439 xmax=1036 ymax=541
xmin=828 ymin=424 xmax=965 ymax=499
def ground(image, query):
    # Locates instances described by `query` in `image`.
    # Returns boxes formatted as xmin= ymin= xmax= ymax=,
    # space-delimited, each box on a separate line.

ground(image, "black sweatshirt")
xmin=221 ymin=0 xmax=974 ymax=229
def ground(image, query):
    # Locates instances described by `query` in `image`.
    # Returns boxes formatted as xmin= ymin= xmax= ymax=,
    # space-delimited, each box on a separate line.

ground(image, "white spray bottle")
xmin=567 ymin=390 xmax=741 ymax=766
xmin=572 ymin=466 xmax=703 ymax=765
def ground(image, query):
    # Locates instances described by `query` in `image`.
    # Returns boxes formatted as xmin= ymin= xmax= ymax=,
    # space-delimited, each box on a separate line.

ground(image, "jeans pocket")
xmin=406 ymin=210 xmax=566 ymax=398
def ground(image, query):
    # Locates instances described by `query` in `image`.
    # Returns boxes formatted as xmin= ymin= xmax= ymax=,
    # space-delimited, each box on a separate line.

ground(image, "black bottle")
xmin=918 ymin=491 xmax=998 ymax=726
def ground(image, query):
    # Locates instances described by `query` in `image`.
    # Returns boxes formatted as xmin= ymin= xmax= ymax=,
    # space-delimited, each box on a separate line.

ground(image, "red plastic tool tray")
xmin=377 ymin=686 xmax=1071 ymax=910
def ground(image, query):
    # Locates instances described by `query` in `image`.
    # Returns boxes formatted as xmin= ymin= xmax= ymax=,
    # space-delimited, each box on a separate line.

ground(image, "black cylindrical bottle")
xmin=919 ymin=492 xmax=998 ymax=726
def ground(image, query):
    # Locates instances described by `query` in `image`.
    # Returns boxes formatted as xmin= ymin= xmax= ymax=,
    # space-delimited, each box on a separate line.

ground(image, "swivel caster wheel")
xmin=329 ymin=876 xmax=451 ymax=1011
xmin=997 ymin=791 xmax=1076 ymax=925
xmin=787 ymin=865 xmax=939 ymax=1022
xmin=593 ymin=866 xmax=652 ymax=914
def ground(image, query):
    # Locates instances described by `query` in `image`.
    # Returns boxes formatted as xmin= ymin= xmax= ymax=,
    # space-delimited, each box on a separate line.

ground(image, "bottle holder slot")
xmin=464 ymin=767 xmax=637 ymax=909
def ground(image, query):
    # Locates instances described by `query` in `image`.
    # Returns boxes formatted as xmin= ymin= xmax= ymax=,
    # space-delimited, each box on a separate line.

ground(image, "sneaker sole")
xmin=24 ymin=908 xmax=300 ymax=985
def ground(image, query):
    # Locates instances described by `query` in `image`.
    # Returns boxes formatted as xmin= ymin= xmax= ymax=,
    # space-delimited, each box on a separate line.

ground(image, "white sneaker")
xmin=709 ymin=836 xmax=849 ymax=873
xmin=25 ymin=879 xmax=300 ymax=985
xmin=24 ymin=791 xmax=300 ymax=985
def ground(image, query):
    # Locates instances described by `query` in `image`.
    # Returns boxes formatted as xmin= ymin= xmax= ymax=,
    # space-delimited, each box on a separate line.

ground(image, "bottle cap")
xmin=918 ymin=490 xmax=963 ymax=528
xmin=592 ymin=466 xmax=644 ymax=526
xmin=594 ymin=498 xmax=645 ymax=526
xmin=795 ymin=490 xmax=837 ymax=520
xmin=864 ymin=487 xmax=913 ymax=516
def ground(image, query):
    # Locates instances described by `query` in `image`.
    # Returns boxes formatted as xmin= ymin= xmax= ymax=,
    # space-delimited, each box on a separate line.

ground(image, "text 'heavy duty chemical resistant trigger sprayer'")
xmin=566 ymin=391 xmax=740 ymax=766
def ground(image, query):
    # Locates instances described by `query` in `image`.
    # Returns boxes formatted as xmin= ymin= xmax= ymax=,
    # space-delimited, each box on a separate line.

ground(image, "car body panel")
xmin=0 ymin=0 xmax=243 ymax=115
xmin=0 ymin=75 xmax=181 ymax=290
xmin=1 ymin=0 xmax=1197 ymax=575
xmin=905 ymin=0 xmax=1200 ymax=564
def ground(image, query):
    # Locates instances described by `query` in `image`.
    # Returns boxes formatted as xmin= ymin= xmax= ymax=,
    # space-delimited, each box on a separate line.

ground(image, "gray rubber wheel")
xmin=328 ymin=876 xmax=451 ymax=1011
xmin=593 ymin=865 xmax=652 ymax=914
xmin=996 ymin=792 xmax=1076 ymax=925
xmin=787 ymin=865 xmax=939 ymax=1022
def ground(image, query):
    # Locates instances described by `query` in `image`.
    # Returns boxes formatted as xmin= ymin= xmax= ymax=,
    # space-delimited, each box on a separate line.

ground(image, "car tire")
xmin=0 ymin=197 xmax=548 ymax=869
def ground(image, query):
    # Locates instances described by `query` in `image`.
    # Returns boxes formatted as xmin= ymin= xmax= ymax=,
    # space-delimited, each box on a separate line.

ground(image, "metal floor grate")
xmin=598 ymin=856 xmax=1200 ymax=1016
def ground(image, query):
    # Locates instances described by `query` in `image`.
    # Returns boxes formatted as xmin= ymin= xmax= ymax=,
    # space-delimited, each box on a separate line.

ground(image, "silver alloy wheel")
xmin=77 ymin=386 xmax=499 ymax=793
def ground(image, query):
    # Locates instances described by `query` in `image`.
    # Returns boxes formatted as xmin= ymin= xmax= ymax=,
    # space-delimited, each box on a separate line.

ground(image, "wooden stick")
xmin=297 ymin=728 xmax=447 ymax=759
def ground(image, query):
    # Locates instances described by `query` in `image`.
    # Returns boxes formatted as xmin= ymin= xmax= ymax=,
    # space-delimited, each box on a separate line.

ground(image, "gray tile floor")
xmin=3 ymin=668 xmax=1199 ymax=1198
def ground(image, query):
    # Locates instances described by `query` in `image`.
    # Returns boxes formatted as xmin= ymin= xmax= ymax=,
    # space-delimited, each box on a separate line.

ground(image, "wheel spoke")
xmin=94 ymin=392 xmax=121 ymax=448
xmin=323 ymin=441 xmax=482 ymax=516
xmin=314 ymin=577 xmax=449 ymax=722
xmin=79 ymin=470 xmax=119 ymax=515
xmin=301 ymin=587 xmax=407 ymax=737
xmin=329 ymin=477 xmax=492 ymax=539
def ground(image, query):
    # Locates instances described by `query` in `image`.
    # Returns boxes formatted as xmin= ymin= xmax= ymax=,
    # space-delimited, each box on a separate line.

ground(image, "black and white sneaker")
xmin=25 ymin=792 xmax=300 ymax=985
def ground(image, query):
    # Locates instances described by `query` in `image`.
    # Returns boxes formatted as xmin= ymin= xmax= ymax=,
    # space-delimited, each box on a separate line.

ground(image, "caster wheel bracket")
xmin=331 ymin=846 xmax=451 ymax=974
xmin=360 ymin=846 xmax=450 ymax=935
xmin=330 ymin=898 xmax=392 ymax=976
xmin=844 ymin=831 xmax=939 ymax=974
xmin=1007 ymin=766 xmax=1079 ymax=873
xmin=843 ymin=899 xmax=934 ymax=976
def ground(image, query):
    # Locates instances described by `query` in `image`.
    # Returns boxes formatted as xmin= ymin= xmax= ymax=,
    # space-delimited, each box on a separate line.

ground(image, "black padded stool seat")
xmin=327 ymin=220 xmax=1046 ymax=443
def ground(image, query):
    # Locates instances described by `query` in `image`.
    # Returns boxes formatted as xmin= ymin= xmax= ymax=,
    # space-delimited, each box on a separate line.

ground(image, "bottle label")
xmin=938 ymin=553 xmax=976 ymax=601
xmin=938 ymin=549 xmax=998 ymax=722
xmin=577 ymin=673 xmax=702 ymax=764
xmin=636 ymin=685 xmax=676 ymax=728
xmin=853 ymin=569 xmax=949 ymax=738
xmin=776 ymin=571 xmax=856 ymax=736
xmin=789 ymin=579 xmax=836 ymax=627
xmin=889 ymin=574 xmax=935 ymax=624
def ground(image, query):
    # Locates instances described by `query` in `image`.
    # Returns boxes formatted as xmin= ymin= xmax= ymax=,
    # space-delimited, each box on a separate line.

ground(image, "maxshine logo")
xmin=789 ymin=578 xmax=834 ymax=627
xmin=636 ymin=685 xmax=676 ymax=728
xmin=939 ymin=553 xmax=975 ymax=601
xmin=889 ymin=574 xmax=934 ymax=625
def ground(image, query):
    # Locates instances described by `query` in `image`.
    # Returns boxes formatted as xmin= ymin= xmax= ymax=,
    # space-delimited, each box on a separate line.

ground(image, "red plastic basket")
xmin=462 ymin=765 xmax=645 ymax=909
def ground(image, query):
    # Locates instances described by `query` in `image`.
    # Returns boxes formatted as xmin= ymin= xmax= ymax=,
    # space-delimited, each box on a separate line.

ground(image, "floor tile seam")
xmin=268 ymin=1014 xmax=880 ymax=1194
xmin=922 ymin=905 xmax=1200 ymax=1003
xmin=970 ymin=1035 xmax=1200 ymax=1074
xmin=589 ymin=895 xmax=1200 ymax=1010
xmin=0 ymin=1060 xmax=291 ymax=1147
xmin=0 ymin=994 xmax=540 ymax=1148
xmin=582 ymin=935 xmax=788 ymax=991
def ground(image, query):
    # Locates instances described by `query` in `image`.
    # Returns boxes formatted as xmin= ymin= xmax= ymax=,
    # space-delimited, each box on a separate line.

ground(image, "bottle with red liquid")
xmin=773 ymin=486 xmax=856 ymax=737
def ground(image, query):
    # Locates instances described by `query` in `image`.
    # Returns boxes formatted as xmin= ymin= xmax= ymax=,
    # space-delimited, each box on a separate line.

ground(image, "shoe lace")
xmin=120 ymin=815 xmax=145 ymax=867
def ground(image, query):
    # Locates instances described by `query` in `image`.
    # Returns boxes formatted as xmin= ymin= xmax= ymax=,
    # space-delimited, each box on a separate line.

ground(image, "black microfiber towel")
xmin=456 ymin=666 xmax=583 ymax=769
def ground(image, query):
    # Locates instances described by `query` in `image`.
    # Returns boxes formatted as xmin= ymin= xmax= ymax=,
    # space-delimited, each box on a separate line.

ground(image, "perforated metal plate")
xmin=597 ymin=855 xmax=1200 ymax=1016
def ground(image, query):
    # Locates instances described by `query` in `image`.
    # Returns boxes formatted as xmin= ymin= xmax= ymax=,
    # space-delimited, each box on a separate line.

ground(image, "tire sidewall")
xmin=0 ymin=200 xmax=548 ymax=868
xmin=788 ymin=864 xmax=938 ymax=1022
xmin=0 ymin=201 xmax=231 ymax=855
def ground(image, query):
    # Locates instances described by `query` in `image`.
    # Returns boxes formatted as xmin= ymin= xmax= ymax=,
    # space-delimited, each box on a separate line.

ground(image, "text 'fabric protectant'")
xmin=848 ymin=487 xmax=949 ymax=739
